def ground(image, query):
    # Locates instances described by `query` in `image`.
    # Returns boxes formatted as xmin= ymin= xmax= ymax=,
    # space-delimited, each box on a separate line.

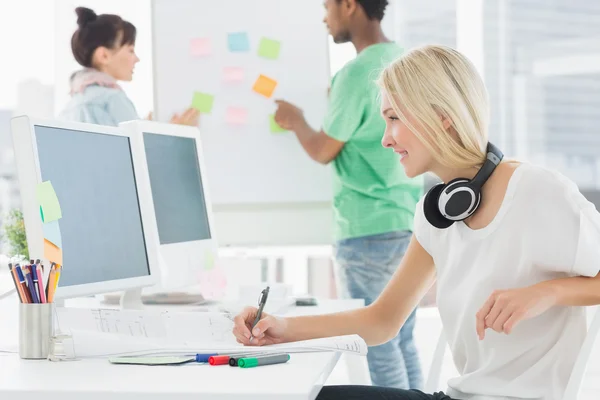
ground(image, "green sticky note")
xmin=204 ymin=250 xmax=215 ymax=270
xmin=258 ymin=37 xmax=281 ymax=60
xmin=36 ymin=181 xmax=62 ymax=223
xmin=269 ymin=115 xmax=287 ymax=133
xmin=191 ymin=92 xmax=214 ymax=113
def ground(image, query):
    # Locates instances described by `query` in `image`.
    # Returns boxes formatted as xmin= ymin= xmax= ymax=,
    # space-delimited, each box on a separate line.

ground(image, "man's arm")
xmin=292 ymin=121 xmax=344 ymax=165
xmin=274 ymin=99 xmax=344 ymax=164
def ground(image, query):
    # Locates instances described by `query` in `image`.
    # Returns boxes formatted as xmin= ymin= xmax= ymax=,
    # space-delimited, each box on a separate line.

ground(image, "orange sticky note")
xmin=44 ymin=239 xmax=63 ymax=265
xmin=252 ymin=74 xmax=278 ymax=98
xmin=226 ymin=107 xmax=248 ymax=125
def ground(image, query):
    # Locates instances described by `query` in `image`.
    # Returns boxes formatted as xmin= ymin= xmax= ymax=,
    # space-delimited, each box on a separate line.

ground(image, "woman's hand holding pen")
xmin=233 ymin=306 xmax=288 ymax=346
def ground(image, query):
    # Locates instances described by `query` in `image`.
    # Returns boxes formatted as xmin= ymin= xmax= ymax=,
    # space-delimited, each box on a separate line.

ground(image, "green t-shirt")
xmin=323 ymin=42 xmax=423 ymax=241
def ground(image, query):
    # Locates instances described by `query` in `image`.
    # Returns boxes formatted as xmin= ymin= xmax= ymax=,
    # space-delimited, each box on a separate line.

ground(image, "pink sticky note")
xmin=222 ymin=67 xmax=244 ymax=82
xmin=190 ymin=38 xmax=211 ymax=57
xmin=226 ymin=107 xmax=248 ymax=125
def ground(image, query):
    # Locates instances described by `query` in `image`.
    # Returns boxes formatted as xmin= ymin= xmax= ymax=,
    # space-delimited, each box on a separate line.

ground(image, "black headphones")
xmin=423 ymin=142 xmax=504 ymax=229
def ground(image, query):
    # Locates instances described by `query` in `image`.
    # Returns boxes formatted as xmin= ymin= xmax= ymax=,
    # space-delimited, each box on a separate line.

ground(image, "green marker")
xmin=238 ymin=353 xmax=290 ymax=368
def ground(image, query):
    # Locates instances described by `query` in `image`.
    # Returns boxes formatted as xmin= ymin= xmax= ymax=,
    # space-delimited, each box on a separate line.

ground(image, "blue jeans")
xmin=335 ymin=231 xmax=423 ymax=390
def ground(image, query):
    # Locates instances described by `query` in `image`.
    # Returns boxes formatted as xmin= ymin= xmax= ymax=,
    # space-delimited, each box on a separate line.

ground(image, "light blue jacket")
xmin=59 ymin=69 xmax=139 ymax=127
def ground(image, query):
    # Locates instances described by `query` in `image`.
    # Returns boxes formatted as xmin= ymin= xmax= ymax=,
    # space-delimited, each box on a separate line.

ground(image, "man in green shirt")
xmin=274 ymin=0 xmax=423 ymax=390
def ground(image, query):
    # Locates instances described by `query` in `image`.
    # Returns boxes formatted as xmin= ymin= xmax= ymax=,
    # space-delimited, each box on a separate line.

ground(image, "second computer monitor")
xmin=121 ymin=121 xmax=217 ymax=291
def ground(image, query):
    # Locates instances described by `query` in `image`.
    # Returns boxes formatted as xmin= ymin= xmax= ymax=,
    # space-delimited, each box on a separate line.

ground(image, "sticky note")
xmin=190 ymin=37 xmax=211 ymax=57
xmin=269 ymin=115 xmax=287 ymax=133
xmin=43 ymin=220 xmax=62 ymax=248
xmin=204 ymin=250 xmax=215 ymax=270
xmin=222 ymin=67 xmax=244 ymax=83
xmin=258 ymin=37 xmax=281 ymax=60
xmin=191 ymin=92 xmax=214 ymax=113
xmin=252 ymin=74 xmax=278 ymax=98
xmin=44 ymin=239 xmax=63 ymax=265
xmin=226 ymin=107 xmax=248 ymax=125
xmin=227 ymin=32 xmax=250 ymax=52
xmin=36 ymin=181 xmax=62 ymax=223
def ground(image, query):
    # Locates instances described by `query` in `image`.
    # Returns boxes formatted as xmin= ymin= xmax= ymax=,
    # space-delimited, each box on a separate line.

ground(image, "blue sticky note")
xmin=43 ymin=220 xmax=62 ymax=248
xmin=228 ymin=32 xmax=250 ymax=52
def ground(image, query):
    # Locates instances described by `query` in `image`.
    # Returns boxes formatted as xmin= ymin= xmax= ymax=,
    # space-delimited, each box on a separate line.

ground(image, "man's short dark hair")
xmin=339 ymin=0 xmax=388 ymax=21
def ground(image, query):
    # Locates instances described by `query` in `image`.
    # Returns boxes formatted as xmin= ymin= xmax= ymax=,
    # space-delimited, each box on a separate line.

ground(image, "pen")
xmin=250 ymin=286 xmax=269 ymax=342
xmin=23 ymin=265 xmax=40 ymax=303
xmin=229 ymin=351 xmax=271 ymax=366
xmin=15 ymin=265 xmax=33 ymax=303
xmin=207 ymin=351 xmax=267 ymax=366
xmin=28 ymin=265 xmax=41 ymax=304
xmin=8 ymin=264 xmax=26 ymax=303
xmin=238 ymin=353 xmax=290 ymax=368
xmin=36 ymin=264 xmax=47 ymax=303
xmin=194 ymin=353 xmax=218 ymax=363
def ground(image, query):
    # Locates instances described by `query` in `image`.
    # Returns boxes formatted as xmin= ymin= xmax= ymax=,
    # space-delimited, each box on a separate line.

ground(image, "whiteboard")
xmin=151 ymin=0 xmax=332 ymax=206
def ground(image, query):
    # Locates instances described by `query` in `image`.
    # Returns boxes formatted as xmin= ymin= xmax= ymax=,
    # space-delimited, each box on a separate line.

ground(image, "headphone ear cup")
xmin=423 ymin=184 xmax=455 ymax=229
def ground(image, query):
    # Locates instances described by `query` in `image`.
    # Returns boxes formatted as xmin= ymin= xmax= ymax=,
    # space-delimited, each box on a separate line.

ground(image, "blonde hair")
xmin=377 ymin=44 xmax=490 ymax=169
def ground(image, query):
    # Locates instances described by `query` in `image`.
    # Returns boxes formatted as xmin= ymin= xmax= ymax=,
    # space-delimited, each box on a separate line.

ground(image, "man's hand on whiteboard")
xmin=274 ymin=100 xmax=306 ymax=131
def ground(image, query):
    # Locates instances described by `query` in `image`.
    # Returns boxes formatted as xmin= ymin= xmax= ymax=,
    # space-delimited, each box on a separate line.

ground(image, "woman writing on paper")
xmin=233 ymin=45 xmax=600 ymax=400
xmin=60 ymin=7 xmax=198 ymax=126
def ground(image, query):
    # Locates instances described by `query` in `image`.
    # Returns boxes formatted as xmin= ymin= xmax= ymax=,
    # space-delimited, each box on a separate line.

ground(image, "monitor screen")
xmin=143 ymin=133 xmax=211 ymax=245
xmin=34 ymin=125 xmax=151 ymax=287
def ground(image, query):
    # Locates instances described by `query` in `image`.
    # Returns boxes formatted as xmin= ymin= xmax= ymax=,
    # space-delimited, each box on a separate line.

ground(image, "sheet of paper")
xmin=252 ymin=74 xmax=278 ymax=98
xmin=109 ymin=355 xmax=196 ymax=365
xmin=269 ymin=115 xmax=287 ymax=133
xmin=222 ymin=67 xmax=244 ymax=83
xmin=190 ymin=37 xmax=211 ymax=57
xmin=191 ymin=91 xmax=214 ymax=113
xmin=44 ymin=239 xmax=63 ymax=265
xmin=258 ymin=37 xmax=281 ymax=60
xmin=36 ymin=181 xmax=62 ymax=222
xmin=227 ymin=32 xmax=250 ymax=52
xmin=42 ymin=220 xmax=62 ymax=248
xmin=225 ymin=107 xmax=248 ymax=125
xmin=265 ymin=335 xmax=368 ymax=356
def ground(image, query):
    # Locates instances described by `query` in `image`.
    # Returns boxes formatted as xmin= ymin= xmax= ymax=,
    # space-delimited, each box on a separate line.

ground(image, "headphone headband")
xmin=470 ymin=142 xmax=504 ymax=189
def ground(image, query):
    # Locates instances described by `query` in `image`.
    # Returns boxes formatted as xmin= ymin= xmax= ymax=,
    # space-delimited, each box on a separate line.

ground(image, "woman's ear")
xmin=91 ymin=46 xmax=110 ymax=68
xmin=441 ymin=115 xmax=453 ymax=131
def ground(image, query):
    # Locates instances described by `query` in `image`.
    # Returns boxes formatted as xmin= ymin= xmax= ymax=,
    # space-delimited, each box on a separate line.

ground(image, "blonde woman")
xmin=232 ymin=45 xmax=600 ymax=400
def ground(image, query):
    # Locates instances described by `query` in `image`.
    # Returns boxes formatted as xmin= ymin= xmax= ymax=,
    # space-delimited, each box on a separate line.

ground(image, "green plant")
xmin=3 ymin=209 xmax=28 ymax=259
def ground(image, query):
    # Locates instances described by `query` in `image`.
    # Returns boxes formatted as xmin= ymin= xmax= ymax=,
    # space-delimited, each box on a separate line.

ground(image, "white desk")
xmin=0 ymin=296 xmax=364 ymax=400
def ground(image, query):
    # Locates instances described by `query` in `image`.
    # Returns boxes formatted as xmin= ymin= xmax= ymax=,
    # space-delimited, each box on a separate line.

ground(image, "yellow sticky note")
xmin=252 ymin=74 xmax=278 ymax=98
xmin=269 ymin=115 xmax=287 ymax=133
xmin=44 ymin=239 xmax=63 ymax=265
xmin=36 ymin=181 xmax=62 ymax=223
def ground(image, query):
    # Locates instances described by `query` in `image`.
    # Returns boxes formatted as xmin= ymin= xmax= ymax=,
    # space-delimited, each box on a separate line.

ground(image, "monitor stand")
xmin=120 ymin=288 xmax=144 ymax=310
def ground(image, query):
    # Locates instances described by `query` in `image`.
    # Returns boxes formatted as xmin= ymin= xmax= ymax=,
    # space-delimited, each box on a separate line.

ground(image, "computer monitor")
xmin=10 ymin=116 xmax=161 ymax=307
xmin=120 ymin=120 xmax=217 ymax=293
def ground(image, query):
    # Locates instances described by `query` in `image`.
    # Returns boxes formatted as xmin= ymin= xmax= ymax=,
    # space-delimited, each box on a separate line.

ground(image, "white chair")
xmin=425 ymin=306 xmax=600 ymax=399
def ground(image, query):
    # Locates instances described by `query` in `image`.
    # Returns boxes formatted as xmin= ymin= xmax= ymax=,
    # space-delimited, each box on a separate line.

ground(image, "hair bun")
xmin=75 ymin=7 xmax=97 ymax=28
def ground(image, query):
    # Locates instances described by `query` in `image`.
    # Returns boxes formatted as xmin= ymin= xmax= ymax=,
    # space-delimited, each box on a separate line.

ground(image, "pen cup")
xmin=19 ymin=302 xmax=54 ymax=359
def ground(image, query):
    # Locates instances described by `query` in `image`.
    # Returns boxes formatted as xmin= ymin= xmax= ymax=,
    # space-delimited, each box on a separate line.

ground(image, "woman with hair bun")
xmin=60 ymin=7 xmax=198 ymax=126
